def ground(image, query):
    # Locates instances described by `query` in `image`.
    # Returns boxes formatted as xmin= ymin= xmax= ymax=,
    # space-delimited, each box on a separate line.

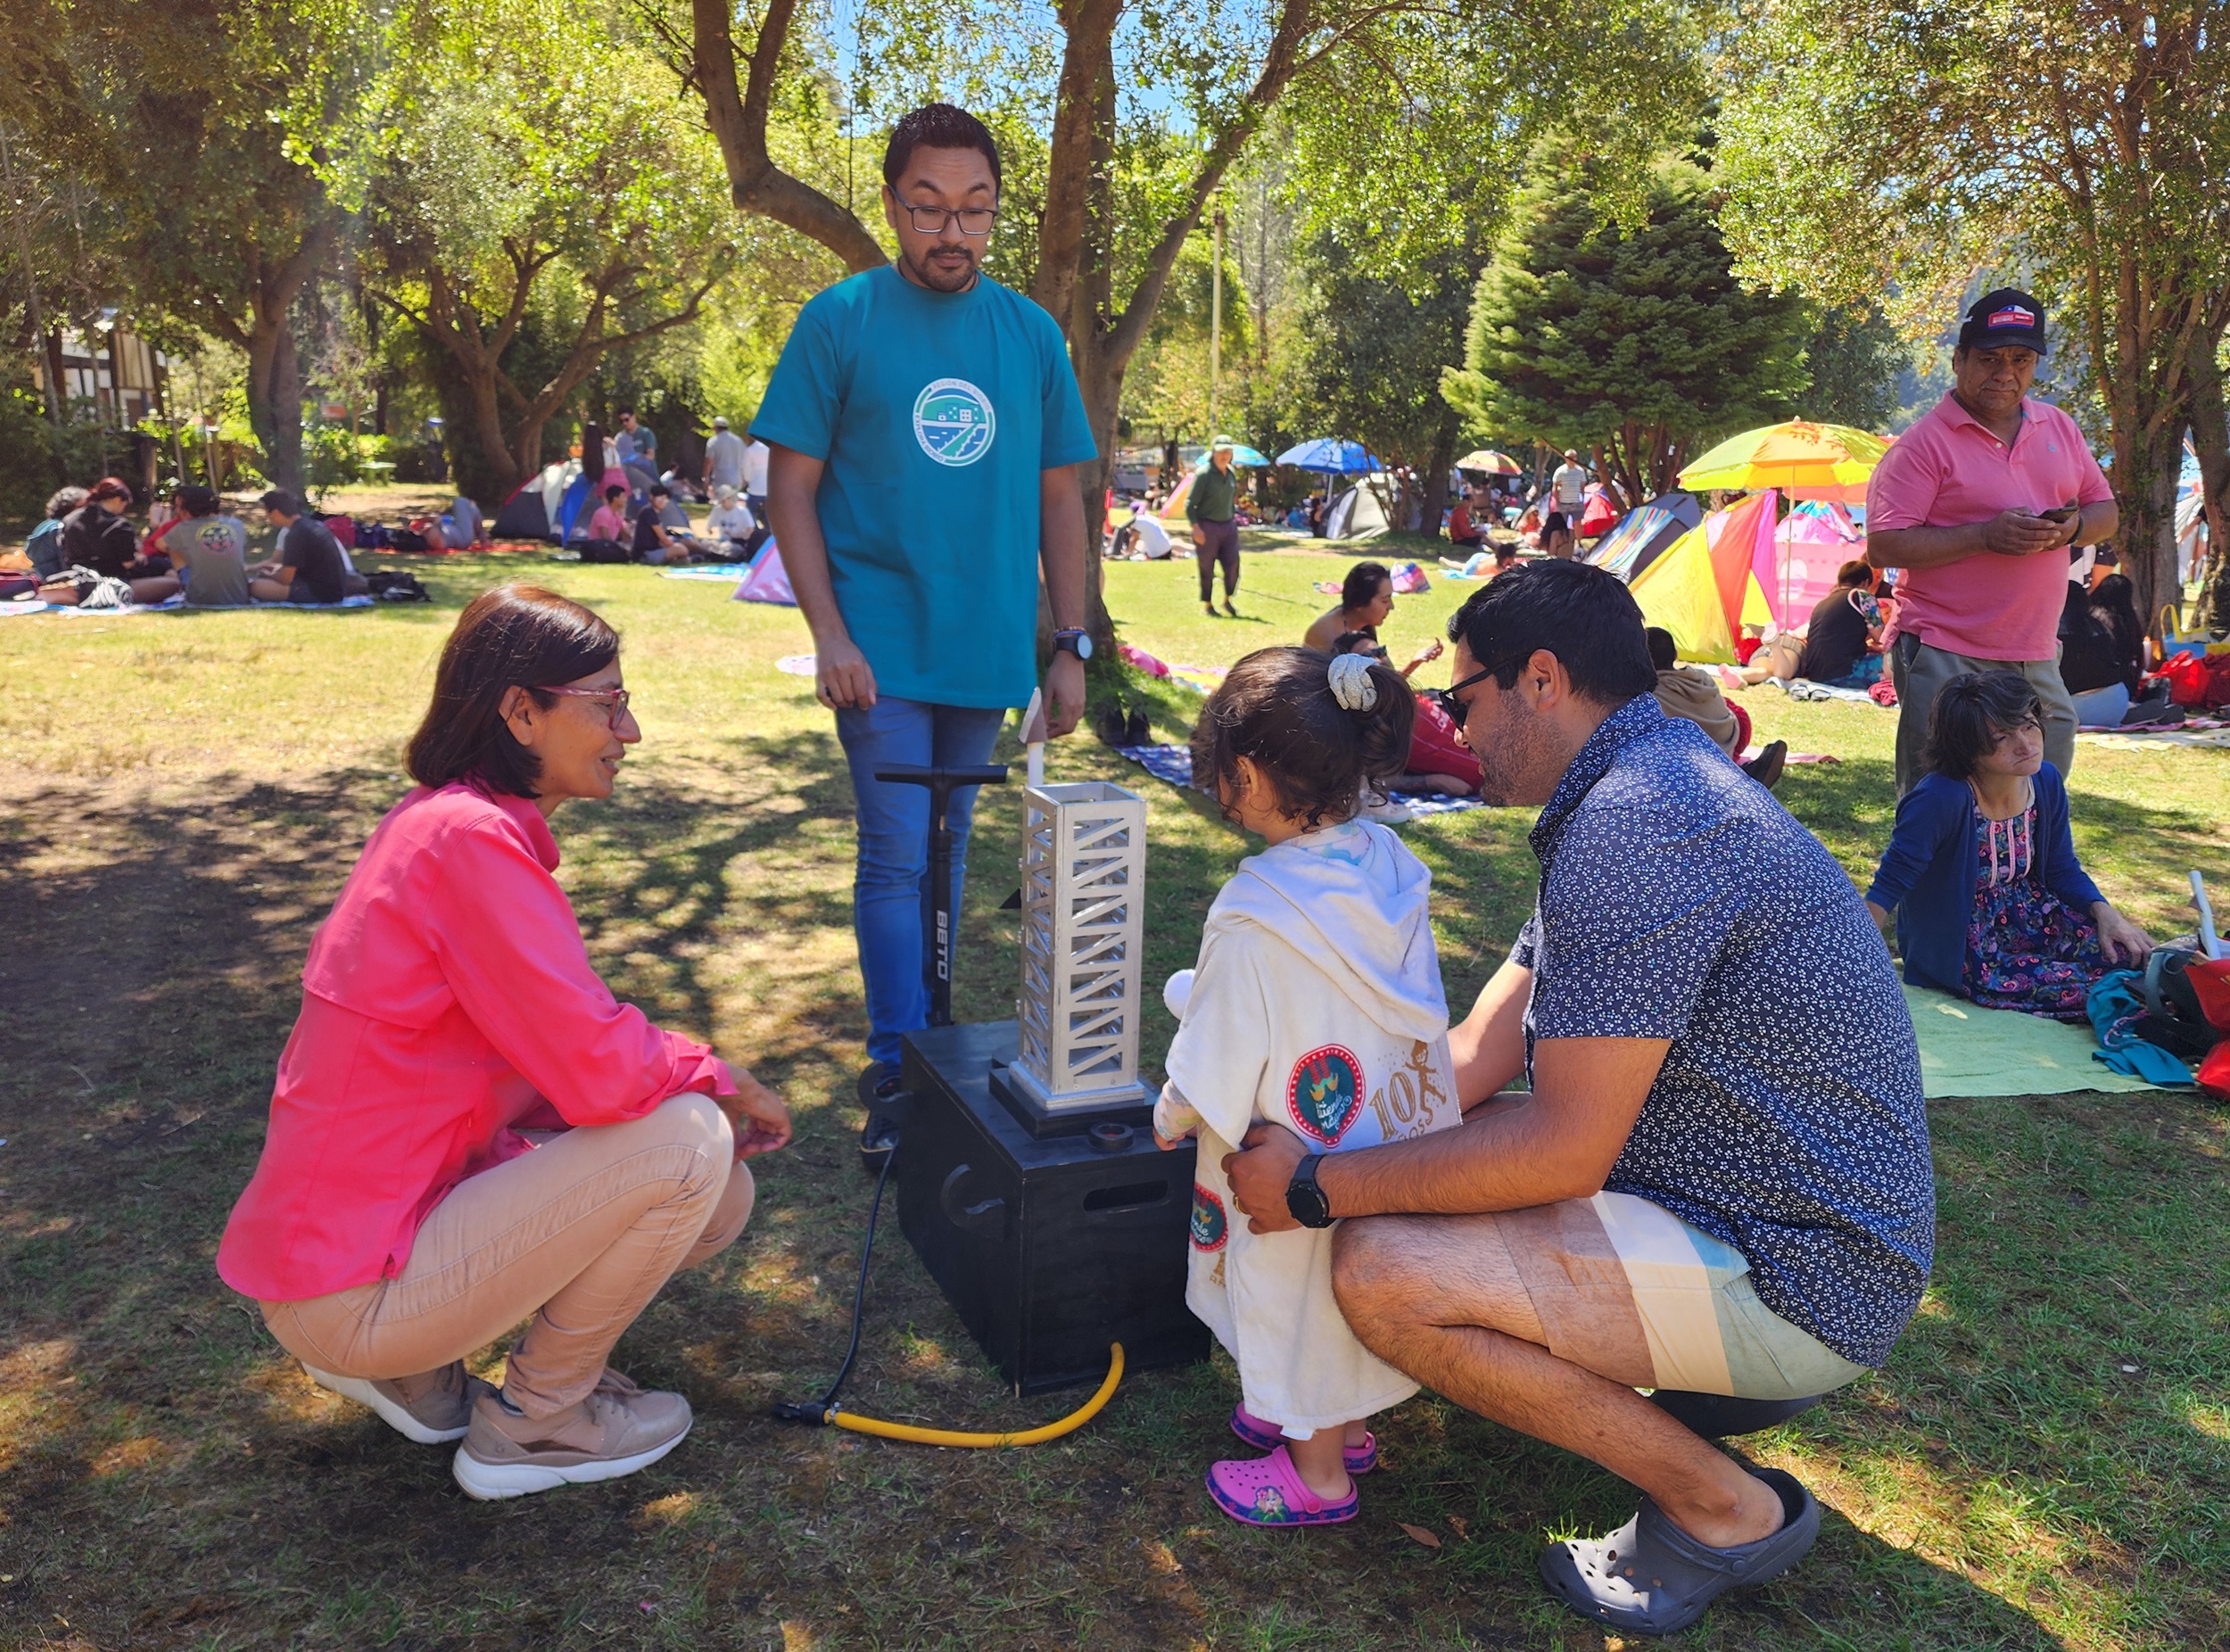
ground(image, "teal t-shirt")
xmin=751 ymin=266 xmax=1097 ymax=708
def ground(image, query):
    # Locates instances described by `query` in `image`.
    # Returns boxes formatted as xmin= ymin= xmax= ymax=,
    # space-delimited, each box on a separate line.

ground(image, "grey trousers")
xmin=1890 ymin=633 xmax=2077 ymax=796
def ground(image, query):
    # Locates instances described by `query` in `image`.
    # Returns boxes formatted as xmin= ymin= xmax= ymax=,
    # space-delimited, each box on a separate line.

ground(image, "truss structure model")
xmin=1009 ymin=781 xmax=1152 ymax=1114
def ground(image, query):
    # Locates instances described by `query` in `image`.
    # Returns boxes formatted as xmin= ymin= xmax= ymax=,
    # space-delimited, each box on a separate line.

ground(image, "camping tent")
xmin=731 ymin=538 xmax=797 ymax=606
xmin=1585 ymin=492 xmax=1701 ymax=580
xmin=491 ymin=458 xmax=586 ymax=541
xmin=1325 ymin=481 xmax=1394 ymax=539
xmin=1756 ymin=501 xmax=1864 ymax=632
xmin=1578 ymin=485 xmax=1619 ymax=538
xmin=1627 ymin=491 xmax=1777 ymax=662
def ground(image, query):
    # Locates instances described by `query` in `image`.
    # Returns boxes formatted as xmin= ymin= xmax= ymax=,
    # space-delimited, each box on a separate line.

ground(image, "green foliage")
xmin=1279 ymin=0 xmax=1714 ymax=287
xmin=1289 ymin=232 xmax=1474 ymax=520
xmin=361 ymin=0 xmax=743 ymax=492
xmin=1444 ymin=141 xmax=1810 ymax=501
xmin=1711 ymin=0 xmax=2230 ymax=618
xmin=1799 ymin=303 xmax=1907 ymax=432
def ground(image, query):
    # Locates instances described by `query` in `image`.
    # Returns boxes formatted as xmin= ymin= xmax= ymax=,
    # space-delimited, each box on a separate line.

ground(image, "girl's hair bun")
xmin=1327 ymin=651 xmax=1380 ymax=712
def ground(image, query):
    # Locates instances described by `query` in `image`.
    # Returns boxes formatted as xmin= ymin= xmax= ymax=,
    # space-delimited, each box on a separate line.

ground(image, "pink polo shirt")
xmin=218 ymin=781 xmax=734 ymax=1303
xmin=1865 ymin=392 xmax=2112 ymax=660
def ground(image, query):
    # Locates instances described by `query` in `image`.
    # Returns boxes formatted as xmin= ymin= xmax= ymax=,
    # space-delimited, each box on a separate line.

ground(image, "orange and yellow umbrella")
xmin=1678 ymin=421 xmax=1891 ymax=505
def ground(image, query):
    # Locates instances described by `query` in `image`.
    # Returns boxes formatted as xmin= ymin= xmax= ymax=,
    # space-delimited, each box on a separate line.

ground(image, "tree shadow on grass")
xmin=4 ymin=736 xmax=2208 ymax=1648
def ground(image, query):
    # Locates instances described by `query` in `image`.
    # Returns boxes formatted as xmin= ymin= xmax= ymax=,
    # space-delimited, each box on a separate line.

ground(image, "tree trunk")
xmin=243 ymin=308 xmax=307 ymax=495
xmin=2113 ymin=407 xmax=2185 ymax=632
xmin=2187 ymin=326 xmax=2230 ymax=632
xmin=1419 ymin=409 xmax=1460 ymax=540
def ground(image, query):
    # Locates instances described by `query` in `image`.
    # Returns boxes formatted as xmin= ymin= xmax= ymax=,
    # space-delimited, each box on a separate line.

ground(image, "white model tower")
xmin=1008 ymin=780 xmax=1152 ymax=1113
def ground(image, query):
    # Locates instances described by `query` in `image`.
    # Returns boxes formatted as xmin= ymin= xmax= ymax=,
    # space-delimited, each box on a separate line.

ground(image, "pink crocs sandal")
xmin=1206 ymin=1444 xmax=1359 ymax=1527
xmin=1230 ymin=1404 xmax=1378 ymax=1474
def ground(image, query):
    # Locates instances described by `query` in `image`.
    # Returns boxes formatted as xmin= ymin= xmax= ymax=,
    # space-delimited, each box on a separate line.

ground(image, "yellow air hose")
xmin=814 ymin=1343 xmax=1125 ymax=1448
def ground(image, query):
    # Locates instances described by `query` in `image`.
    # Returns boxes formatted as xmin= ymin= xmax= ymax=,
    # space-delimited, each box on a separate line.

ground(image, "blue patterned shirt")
xmin=1510 ymin=696 xmax=1934 ymax=1367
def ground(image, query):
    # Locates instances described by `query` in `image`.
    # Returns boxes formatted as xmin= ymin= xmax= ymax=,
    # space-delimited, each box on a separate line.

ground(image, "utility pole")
xmin=1209 ymin=200 xmax=1225 ymax=438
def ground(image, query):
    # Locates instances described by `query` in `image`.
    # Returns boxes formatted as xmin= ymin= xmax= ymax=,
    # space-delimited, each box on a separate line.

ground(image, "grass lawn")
xmin=2 ymin=534 xmax=2226 ymax=1650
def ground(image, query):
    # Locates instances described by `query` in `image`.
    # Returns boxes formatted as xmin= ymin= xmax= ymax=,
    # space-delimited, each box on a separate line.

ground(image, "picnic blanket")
xmin=4 ymin=593 xmax=375 ymax=615
xmin=1113 ymin=742 xmax=1486 ymax=818
xmin=2075 ymin=720 xmax=2230 ymax=750
xmin=659 ymin=563 xmax=755 ymax=582
xmin=1903 ymin=984 xmax=2160 ymax=1098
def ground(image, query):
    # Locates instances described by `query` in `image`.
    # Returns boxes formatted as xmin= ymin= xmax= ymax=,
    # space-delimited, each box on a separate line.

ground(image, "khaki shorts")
xmin=1501 ymin=1192 xmax=1871 ymax=1400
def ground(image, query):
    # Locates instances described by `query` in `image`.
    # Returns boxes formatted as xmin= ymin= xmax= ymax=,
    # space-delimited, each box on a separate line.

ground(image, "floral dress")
xmin=1963 ymin=789 xmax=2106 ymax=1019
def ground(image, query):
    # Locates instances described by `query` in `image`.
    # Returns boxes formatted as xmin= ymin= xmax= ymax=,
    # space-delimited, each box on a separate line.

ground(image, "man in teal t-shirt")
xmin=754 ymin=103 xmax=1099 ymax=1154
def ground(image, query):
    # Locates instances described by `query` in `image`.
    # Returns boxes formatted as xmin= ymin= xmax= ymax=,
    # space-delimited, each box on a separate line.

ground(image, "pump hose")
xmin=769 ymin=1131 xmax=1126 ymax=1446
xmin=814 ymin=1342 xmax=1124 ymax=1447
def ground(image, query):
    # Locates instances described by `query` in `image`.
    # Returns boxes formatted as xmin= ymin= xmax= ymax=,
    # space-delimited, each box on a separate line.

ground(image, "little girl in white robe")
xmin=1155 ymin=646 xmax=1461 ymax=1528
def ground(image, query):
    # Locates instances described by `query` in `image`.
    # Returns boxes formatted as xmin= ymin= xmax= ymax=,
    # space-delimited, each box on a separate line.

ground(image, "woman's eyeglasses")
xmin=538 ymin=685 xmax=632 ymax=725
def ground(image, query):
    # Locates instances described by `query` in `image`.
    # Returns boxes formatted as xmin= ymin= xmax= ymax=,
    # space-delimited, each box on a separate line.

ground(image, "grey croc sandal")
xmin=1539 ymin=1466 xmax=1820 ymax=1636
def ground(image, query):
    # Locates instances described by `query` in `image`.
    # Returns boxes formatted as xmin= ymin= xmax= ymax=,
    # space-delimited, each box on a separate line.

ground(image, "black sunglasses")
xmin=1428 ymin=651 xmax=1531 ymax=729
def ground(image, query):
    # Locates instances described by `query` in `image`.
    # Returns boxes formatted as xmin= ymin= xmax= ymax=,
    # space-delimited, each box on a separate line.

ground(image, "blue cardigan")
xmin=1864 ymin=764 xmax=2104 ymax=996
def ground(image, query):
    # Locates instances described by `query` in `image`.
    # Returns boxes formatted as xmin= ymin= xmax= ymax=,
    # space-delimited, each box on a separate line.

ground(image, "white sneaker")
xmin=303 ymin=1361 xmax=491 ymax=1445
xmin=450 ymin=1384 xmax=693 ymax=1500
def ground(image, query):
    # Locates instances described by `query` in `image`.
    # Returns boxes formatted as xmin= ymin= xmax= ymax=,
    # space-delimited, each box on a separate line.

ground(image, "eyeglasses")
xmin=897 ymin=203 xmax=997 ymax=236
xmin=1426 ymin=653 xmax=1528 ymax=729
xmin=538 ymin=685 xmax=632 ymax=725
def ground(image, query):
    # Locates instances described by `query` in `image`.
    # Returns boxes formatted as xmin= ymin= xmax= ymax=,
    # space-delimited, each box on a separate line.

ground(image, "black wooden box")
xmin=896 ymin=1020 xmax=1210 ymax=1396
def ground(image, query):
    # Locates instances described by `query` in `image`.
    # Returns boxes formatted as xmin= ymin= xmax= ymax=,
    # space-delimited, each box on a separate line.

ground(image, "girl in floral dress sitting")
xmin=1866 ymin=671 xmax=2152 ymax=1017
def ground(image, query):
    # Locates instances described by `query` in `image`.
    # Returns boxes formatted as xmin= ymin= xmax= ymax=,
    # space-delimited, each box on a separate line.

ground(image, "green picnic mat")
xmin=1903 ymin=983 xmax=2159 ymax=1098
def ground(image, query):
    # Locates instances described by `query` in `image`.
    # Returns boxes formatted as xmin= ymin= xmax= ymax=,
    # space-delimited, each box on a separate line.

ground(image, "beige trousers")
xmin=261 ymin=1092 xmax=751 ymax=1418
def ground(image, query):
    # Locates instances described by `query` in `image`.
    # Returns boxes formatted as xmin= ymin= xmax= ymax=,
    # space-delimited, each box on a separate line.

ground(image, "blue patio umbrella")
xmin=1275 ymin=437 xmax=1383 ymax=474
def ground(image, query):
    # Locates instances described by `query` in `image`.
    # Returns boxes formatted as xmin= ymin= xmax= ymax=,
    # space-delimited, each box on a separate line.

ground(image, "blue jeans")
xmin=835 ymin=696 xmax=1008 ymax=1066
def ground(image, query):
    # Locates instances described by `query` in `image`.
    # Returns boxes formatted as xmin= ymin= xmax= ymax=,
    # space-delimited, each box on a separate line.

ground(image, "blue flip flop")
xmin=1538 ymin=1467 xmax=1820 ymax=1635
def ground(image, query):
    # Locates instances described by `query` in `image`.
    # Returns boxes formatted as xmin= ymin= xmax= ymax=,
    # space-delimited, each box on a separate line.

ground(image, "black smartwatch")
xmin=1052 ymin=627 xmax=1094 ymax=661
xmin=1285 ymin=1154 xmax=1334 ymax=1228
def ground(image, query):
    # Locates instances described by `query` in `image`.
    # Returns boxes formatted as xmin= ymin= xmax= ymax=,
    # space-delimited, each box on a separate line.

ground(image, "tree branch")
xmin=690 ymin=0 xmax=885 ymax=272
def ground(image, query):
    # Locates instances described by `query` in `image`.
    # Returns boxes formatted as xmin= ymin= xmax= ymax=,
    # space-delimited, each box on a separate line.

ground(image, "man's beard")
xmin=902 ymin=244 xmax=979 ymax=293
xmin=1470 ymin=689 xmax=1551 ymax=807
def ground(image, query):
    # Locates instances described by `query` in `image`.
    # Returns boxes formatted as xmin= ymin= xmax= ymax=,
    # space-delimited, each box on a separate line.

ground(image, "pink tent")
xmin=1751 ymin=499 xmax=1863 ymax=632
xmin=732 ymin=539 xmax=797 ymax=606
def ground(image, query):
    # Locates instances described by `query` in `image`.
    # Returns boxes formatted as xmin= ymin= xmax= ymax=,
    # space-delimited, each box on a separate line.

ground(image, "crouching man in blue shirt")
xmin=754 ymin=103 xmax=1100 ymax=1156
xmin=1225 ymin=561 xmax=1935 ymax=1636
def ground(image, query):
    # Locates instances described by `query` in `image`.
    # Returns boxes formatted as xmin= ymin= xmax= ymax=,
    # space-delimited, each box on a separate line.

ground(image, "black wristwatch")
xmin=1052 ymin=627 xmax=1094 ymax=661
xmin=1286 ymin=1154 xmax=1334 ymax=1228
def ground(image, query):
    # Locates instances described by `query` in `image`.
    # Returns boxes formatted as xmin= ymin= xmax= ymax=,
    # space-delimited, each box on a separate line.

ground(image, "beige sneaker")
xmin=303 ymin=1361 xmax=492 ymax=1445
xmin=450 ymin=1382 xmax=693 ymax=1500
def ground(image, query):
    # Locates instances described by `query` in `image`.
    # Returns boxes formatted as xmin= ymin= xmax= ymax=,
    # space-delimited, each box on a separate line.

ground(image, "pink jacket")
xmin=217 ymin=782 xmax=733 ymax=1302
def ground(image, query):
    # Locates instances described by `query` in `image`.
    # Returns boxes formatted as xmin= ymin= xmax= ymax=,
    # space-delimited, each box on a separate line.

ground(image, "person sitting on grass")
xmin=1156 ymin=644 xmax=1463 ymax=1528
xmin=706 ymin=484 xmax=756 ymax=554
xmin=161 ymin=484 xmax=254 ymax=608
xmin=217 ymin=584 xmax=791 ymax=1500
xmin=582 ymin=483 xmax=632 ymax=560
xmin=1865 ymin=669 xmax=2152 ymax=1018
xmin=26 ymin=485 xmax=87 ymax=579
xmin=251 ymin=490 xmax=349 ymax=605
xmin=1648 ymin=627 xmax=1788 ymax=790
xmin=1734 ymin=561 xmax=1884 ymax=688
xmin=1303 ymin=562 xmax=1441 ymax=680
xmin=632 ymin=484 xmax=698 ymax=566
xmin=2059 ymin=571 xmax=2146 ymax=727
xmin=1331 ymin=632 xmax=1479 ymax=797
xmin=1447 ymin=486 xmax=1485 ymax=549
xmin=43 ymin=477 xmax=181 ymax=604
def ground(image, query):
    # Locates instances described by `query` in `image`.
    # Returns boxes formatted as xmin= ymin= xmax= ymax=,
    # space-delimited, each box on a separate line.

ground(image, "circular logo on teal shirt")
xmin=913 ymin=378 xmax=996 ymax=467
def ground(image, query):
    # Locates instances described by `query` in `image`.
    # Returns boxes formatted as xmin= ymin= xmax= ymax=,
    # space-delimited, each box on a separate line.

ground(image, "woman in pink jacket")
xmin=218 ymin=584 xmax=791 ymax=1499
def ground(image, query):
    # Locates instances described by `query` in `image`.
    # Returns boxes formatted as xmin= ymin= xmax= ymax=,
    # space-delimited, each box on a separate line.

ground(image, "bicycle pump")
xmin=874 ymin=763 xmax=1011 ymax=1029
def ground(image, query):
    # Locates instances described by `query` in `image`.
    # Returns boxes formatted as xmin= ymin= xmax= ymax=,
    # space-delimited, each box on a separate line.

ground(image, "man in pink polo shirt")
xmin=1866 ymin=288 xmax=2118 ymax=793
